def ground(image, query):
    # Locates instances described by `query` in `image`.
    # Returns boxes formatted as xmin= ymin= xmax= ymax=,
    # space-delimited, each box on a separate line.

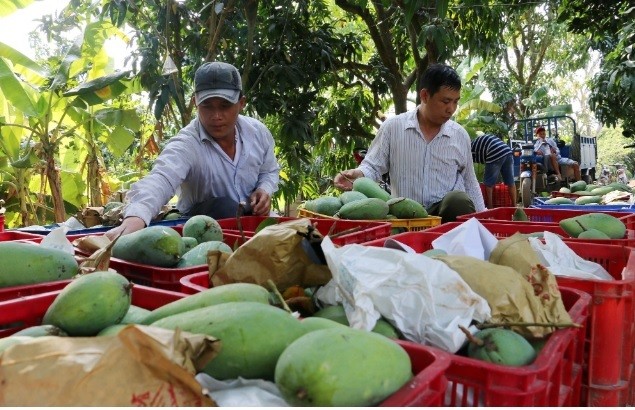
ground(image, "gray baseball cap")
xmin=194 ymin=61 xmax=242 ymax=105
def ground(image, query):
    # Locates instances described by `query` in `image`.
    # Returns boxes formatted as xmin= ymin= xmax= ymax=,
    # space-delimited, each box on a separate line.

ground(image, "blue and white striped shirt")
xmin=359 ymin=106 xmax=486 ymax=211
xmin=124 ymin=115 xmax=280 ymax=226
xmin=471 ymin=133 xmax=512 ymax=164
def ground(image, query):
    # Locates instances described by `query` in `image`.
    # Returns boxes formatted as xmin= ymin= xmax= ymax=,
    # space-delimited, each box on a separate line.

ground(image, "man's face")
xmin=420 ymin=86 xmax=460 ymax=126
xmin=197 ymin=96 xmax=245 ymax=140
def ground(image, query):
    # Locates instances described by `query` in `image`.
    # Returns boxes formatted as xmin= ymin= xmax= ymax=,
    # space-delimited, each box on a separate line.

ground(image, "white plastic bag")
xmin=317 ymin=237 xmax=491 ymax=353
xmin=40 ymin=226 xmax=75 ymax=255
xmin=528 ymin=231 xmax=613 ymax=281
xmin=430 ymin=218 xmax=499 ymax=260
xmin=195 ymin=374 xmax=288 ymax=407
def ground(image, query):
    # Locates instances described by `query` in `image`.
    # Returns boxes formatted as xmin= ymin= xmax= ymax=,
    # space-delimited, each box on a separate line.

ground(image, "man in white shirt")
xmin=106 ymin=62 xmax=280 ymax=240
xmin=533 ymin=126 xmax=581 ymax=181
xmin=334 ymin=63 xmax=485 ymax=222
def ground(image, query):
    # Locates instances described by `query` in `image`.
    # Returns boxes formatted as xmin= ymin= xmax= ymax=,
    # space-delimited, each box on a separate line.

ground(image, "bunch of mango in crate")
xmin=1 ymin=273 xmax=414 ymax=407
xmin=544 ymin=180 xmax=633 ymax=205
xmin=302 ymin=177 xmax=428 ymax=220
xmin=112 ymin=215 xmax=233 ymax=268
xmin=559 ymin=212 xmax=627 ymax=239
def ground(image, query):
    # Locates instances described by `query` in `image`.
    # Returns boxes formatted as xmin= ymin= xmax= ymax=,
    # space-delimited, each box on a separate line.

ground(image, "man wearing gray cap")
xmin=106 ymin=61 xmax=280 ymax=239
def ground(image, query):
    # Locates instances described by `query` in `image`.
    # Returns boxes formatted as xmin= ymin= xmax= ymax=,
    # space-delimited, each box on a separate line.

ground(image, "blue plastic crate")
xmin=15 ymin=217 xmax=191 ymax=235
xmin=532 ymin=197 xmax=635 ymax=212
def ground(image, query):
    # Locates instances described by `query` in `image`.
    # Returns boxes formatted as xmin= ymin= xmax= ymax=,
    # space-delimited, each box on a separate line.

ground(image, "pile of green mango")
xmin=302 ymin=177 xmax=429 ymax=220
xmin=1 ymin=277 xmax=413 ymax=407
xmin=111 ymin=215 xmax=232 ymax=268
xmin=559 ymin=212 xmax=627 ymax=239
xmin=545 ymin=180 xmax=633 ymax=206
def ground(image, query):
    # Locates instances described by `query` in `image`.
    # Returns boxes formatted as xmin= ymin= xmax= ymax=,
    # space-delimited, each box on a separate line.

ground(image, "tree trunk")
xmin=45 ymin=155 xmax=66 ymax=223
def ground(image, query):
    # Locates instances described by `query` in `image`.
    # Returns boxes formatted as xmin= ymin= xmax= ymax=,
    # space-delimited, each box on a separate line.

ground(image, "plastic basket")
xmin=479 ymin=183 xmax=514 ymax=208
xmin=217 ymin=215 xmax=392 ymax=246
xmin=0 ymin=230 xmax=45 ymax=241
xmin=424 ymin=220 xmax=635 ymax=246
xmin=364 ymin=230 xmax=635 ymax=406
xmin=532 ymin=197 xmax=635 ymax=211
xmin=67 ymin=226 xmax=249 ymax=291
xmin=440 ymin=286 xmax=589 ymax=406
xmin=379 ymin=340 xmax=451 ymax=406
xmin=296 ymin=208 xmax=442 ymax=232
xmin=0 ymin=284 xmax=186 ymax=338
xmin=0 ymin=280 xmax=71 ymax=302
xmin=0 ymin=214 xmax=4 ymax=232
xmin=15 ymin=217 xmax=191 ymax=236
xmin=179 ymin=271 xmax=210 ymax=294
xmin=457 ymin=207 xmax=633 ymax=226
xmin=105 ymin=230 xmax=247 ymax=291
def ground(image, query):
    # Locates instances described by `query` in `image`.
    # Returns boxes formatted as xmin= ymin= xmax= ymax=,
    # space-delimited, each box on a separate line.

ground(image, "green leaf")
xmin=106 ymin=125 xmax=135 ymax=157
xmin=0 ymin=42 xmax=46 ymax=75
xmin=0 ymin=57 xmax=37 ymax=116
xmin=50 ymin=41 xmax=83 ymax=91
xmin=0 ymin=0 xmax=34 ymax=17
xmin=63 ymin=71 xmax=132 ymax=105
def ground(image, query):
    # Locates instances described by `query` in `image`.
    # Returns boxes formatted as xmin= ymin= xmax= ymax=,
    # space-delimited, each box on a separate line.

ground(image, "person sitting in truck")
xmin=533 ymin=126 xmax=581 ymax=181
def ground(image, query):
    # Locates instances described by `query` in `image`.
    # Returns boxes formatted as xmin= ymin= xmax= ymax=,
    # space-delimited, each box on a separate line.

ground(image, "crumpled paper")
xmin=528 ymin=231 xmax=613 ymax=280
xmin=39 ymin=226 xmax=75 ymax=255
xmin=0 ymin=325 xmax=218 ymax=406
xmin=316 ymin=237 xmax=491 ymax=353
xmin=431 ymin=218 xmax=498 ymax=260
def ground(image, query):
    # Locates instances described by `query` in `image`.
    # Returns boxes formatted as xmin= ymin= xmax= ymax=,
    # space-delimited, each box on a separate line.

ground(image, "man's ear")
xmin=419 ymin=89 xmax=429 ymax=104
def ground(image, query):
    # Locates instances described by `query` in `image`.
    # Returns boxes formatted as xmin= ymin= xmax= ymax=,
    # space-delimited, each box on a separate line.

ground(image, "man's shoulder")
xmin=443 ymin=120 xmax=469 ymax=139
xmin=237 ymin=115 xmax=271 ymax=136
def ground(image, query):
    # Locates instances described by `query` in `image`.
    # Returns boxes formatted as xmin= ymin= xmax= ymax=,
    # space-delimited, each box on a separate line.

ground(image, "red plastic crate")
xmin=0 ymin=214 xmax=4 ymax=232
xmin=217 ymin=216 xmax=392 ymax=246
xmin=0 ymin=283 xmax=186 ymax=338
xmin=441 ymin=286 xmax=589 ymax=406
xmin=425 ymin=220 xmax=635 ymax=247
xmin=457 ymin=206 xmax=632 ymax=226
xmin=0 ymin=283 xmax=449 ymax=406
xmin=479 ymin=183 xmax=514 ymax=208
xmin=0 ymin=230 xmax=45 ymax=241
xmin=379 ymin=340 xmax=451 ymax=406
xmin=68 ymin=226 xmax=250 ymax=291
xmin=180 ymin=271 xmax=210 ymax=294
xmin=365 ymin=230 xmax=635 ymax=406
xmin=619 ymin=213 xmax=635 ymax=231
xmin=0 ymin=280 xmax=71 ymax=302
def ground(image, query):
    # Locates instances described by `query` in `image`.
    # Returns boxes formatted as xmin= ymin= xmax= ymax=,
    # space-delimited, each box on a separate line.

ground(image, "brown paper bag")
xmin=436 ymin=254 xmax=570 ymax=338
xmin=210 ymin=219 xmax=331 ymax=290
xmin=489 ymin=233 xmax=571 ymax=326
xmin=0 ymin=325 xmax=219 ymax=406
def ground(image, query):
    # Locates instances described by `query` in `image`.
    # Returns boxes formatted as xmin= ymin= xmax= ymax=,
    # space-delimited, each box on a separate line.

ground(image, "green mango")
xmin=142 ymin=282 xmax=271 ymax=325
xmin=152 ymin=301 xmax=305 ymax=381
xmin=467 ymin=328 xmax=537 ymax=367
xmin=182 ymin=215 xmax=223 ymax=244
xmin=352 ymin=177 xmax=391 ymax=201
xmin=275 ymin=327 xmax=412 ymax=406
xmin=112 ymin=225 xmax=185 ymax=267
xmin=42 ymin=271 xmax=132 ymax=336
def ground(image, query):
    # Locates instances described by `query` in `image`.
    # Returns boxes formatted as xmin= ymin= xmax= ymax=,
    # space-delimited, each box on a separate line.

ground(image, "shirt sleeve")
xmin=123 ymin=139 xmax=193 ymax=226
xmin=358 ymin=123 xmax=390 ymax=181
xmin=256 ymin=127 xmax=281 ymax=196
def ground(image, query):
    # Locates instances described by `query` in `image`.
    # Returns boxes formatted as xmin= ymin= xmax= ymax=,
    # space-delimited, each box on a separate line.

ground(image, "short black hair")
xmin=420 ymin=63 xmax=461 ymax=96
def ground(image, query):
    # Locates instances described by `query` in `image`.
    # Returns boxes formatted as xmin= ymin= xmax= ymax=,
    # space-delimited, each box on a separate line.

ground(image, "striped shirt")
xmin=471 ymin=134 xmax=512 ymax=164
xmin=358 ymin=106 xmax=486 ymax=211
xmin=124 ymin=115 xmax=280 ymax=226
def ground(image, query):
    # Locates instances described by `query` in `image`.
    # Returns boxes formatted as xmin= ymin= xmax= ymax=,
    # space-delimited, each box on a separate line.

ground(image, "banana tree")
xmin=0 ymin=20 xmax=141 ymax=226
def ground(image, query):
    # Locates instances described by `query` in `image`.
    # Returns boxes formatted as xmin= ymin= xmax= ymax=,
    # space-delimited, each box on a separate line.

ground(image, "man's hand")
xmin=104 ymin=216 xmax=146 ymax=241
xmin=334 ymin=169 xmax=364 ymax=191
xmin=250 ymin=188 xmax=272 ymax=216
